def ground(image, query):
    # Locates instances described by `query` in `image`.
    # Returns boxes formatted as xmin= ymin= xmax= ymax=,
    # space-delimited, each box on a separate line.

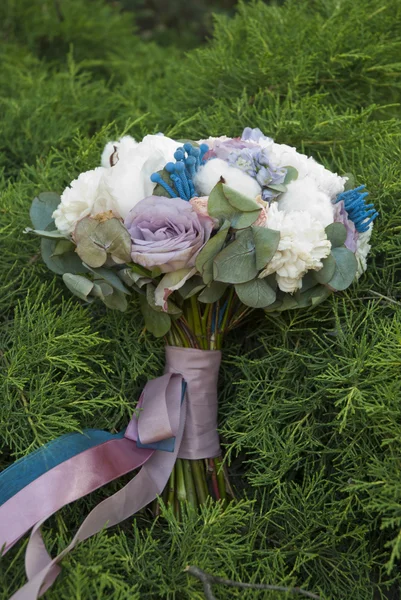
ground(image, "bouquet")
xmin=0 ymin=128 xmax=377 ymax=598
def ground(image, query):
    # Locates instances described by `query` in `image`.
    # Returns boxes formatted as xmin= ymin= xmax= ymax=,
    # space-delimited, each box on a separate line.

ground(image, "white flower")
xmin=260 ymin=203 xmax=331 ymax=293
xmin=194 ymin=158 xmax=261 ymax=199
xmin=101 ymin=135 xmax=138 ymax=168
xmin=245 ymin=130 xmax=346 ymax=200
xmin=355 ymin=224 xmax=373 ymax=278
xmin=53 ymin=167 xmax=112 ymax=235
xmin=101 ymin=134 xmax=181 ymax=218
xmin=277 ymin=177 xmax=334 ymax=227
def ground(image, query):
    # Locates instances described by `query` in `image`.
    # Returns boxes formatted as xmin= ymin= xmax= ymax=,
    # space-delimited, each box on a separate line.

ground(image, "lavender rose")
xmin=333 ymin=200 xmax=358 ymax=253
xmin=124 ymin=196 xmax=214 ymax=272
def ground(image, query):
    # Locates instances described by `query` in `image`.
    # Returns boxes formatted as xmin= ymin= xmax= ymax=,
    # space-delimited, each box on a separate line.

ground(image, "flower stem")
xmin=176 ymin=459 xmax=187 ymax=503
xmin=214 ymin=457 xmax=227 ymax=503
xmin=191 ymin=460 xmax=208 ymax=505
xmin=183 ymin=459 xmax=198 ymax=507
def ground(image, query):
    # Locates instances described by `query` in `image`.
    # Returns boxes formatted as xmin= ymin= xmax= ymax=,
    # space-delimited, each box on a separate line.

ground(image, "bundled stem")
xmin=156 ymin=291 xmax=253 ymax=516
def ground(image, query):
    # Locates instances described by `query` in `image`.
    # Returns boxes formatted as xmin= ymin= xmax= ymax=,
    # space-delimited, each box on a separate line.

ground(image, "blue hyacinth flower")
xmin=150 ymin=143 xmax=209 ymax=201
xmin=335 ymin=185 xmax=378 ymax=233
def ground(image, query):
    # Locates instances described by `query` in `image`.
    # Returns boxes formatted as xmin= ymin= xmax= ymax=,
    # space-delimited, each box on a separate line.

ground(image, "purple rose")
xmin=124 ymin=196 xmax=214 ymax=273
xmin=333 ymin=201 xmax=359 ymax=253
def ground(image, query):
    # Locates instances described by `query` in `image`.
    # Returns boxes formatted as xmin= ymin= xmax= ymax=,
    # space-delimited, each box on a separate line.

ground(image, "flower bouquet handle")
xmin=1 ymin=128 xmax=377 ymax=598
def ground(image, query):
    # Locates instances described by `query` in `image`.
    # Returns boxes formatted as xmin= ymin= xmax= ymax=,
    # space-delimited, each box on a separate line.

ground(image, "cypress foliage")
xmin=1 ymin=0 xmax=401 ymax=597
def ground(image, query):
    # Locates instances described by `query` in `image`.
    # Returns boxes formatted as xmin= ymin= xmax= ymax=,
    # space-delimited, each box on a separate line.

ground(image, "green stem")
xmin=183 ymin=459 xmax=198 ymax=507
xmin=191 ymin=460 xmax=208 ymax=504
xmin=168 ymin=464 xmax=176 ymax=507
xmin=176 ymin=459 xmax=187 ymax=503
xmin=190 ymin=295 xmax=205 ymax=349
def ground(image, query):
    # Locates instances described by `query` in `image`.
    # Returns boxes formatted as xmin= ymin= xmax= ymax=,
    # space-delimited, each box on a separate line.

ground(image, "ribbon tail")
xmin=9 ymin=377 xmax=186 ymax=600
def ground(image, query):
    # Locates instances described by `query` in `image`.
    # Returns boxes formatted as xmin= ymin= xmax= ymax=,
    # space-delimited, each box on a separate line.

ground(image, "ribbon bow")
xmin=0 ymin=346 xmax=221 ymax=600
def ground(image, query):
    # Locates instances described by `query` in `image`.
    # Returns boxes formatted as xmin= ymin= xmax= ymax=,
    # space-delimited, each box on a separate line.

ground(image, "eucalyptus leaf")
xmin=232 ymin=210 xmax=261 ymax=229
xmin=178 ymin=276 xmax=206 ymax=299
xmin=62 ymin=273 xmax=94 ymax=302
xmin=152 ymin=168 xmax=175 ymax=197
xmin=52 ymin=240 xmax=76 ymax=256
xmin=251 ymin=226 xmax=280 ymax=271
xmin=313 ymin=254 xmax=337 ymax=284
xmin=198 ymin=281 xmax=228 ymax=303
xmin=283 ymin=166 xmax=298 ymax=185
xmin=213 ymin=233 xmax=257 ymax=284
xmin=25 ymin=228 xmax=67 ymax=239
xmin=74 ymin=217 xmax=131 ymax=268
xmin=235 ymin=278 xmax=276 ymax=308
xmin=92 ymin=282 xmax=114 ymax=299
xmin=102 ymin=289 xmax=128 ymax=311
xmin=343 ymin=173 xmax=356 ymax=191
xmin=140 ymin=295 xmax=171 ymax=337
xmin=222 ymin=184 xmax=262 ymax=212
xmin=195 ymin=221 xmax=230 ymax=284
xmin=325 ymin=222 xmax=347 ymax=248
xmin=41 ymin=238 xmax=88 ymax=275
xmin=208 ymin=182 xmax=236 ymax=223
xmin=84 ymin=265 xmax=130 ymax=294
xmin=266 ymin=183 xmax=287 ymax=193
xmin=30 ymin=192 xmax=60 ymax=230
xmin=327 ymin=247 xmax=357 ymax=291
xmin=294 ymin=284 xmax=331 ymax=308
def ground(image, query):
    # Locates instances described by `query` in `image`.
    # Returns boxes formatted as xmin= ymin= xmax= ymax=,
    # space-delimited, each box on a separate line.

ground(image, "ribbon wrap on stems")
xmin=0 ymin=346 xmax=222 ymax=600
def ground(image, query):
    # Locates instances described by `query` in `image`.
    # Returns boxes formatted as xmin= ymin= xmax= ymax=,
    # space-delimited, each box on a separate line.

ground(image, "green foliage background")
xmin=1 ymin=0 xmax=401 ymax=597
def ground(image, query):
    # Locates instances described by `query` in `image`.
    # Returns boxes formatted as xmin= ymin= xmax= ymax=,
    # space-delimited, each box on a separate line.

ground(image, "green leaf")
xmin=313 ymin=254 xmax=337 ymax=284
xmin=327 ymin=247 xmax=358 ymax=291
xmin=222 ymin=184 xmax=261 ymax=212
xmin=343 ymin=173 xmax=356 ymax=191
xmin=41 ymin=238 xmax=88 ymax=275
xmin=198 ymin=281 xmax=228 ymax=303
xmin=92 ymin=282 xmax=114 ymax=299
xmin=213 ymin=230 xmax=257 ymax=284
xmin=62 ymin=273 xmax=94 ymax=302
xmin=84 ymin=265 xmax=130 ymax=294
xmin=235 ymin=278 xmax=276 ymax=308
xmin=294 ymin=284 xmax=331 ymax=308
xmin=208 ymin=183 xmax=261 ymax=228
xmin=325 ymin=222 xmax=347 ymax=248
xmin=283 ymin=166 xmax=298 ymax=185
xmin=102 ymin=289 xmax=128 ymax=312
xmin=154 ymin=269 xmax=194 ymax=312
xmin=251 ymin=226 xmax=280 ymax=271
xmin=232 ymin=210 xmax=261 ymax=229
xmin=25 ymin=228 xmax=67 ymax=239
xmin=74 ymin=217 xmax=131 ymax=268
xmin=140 ymin=295 xmax=171 ymax=337
xmin=152 ymin=168 xmax=175 ymax=197
xmin=196 ymin=221 xmax=230 ymax=284
xmin=52 ymin=240 xmax=76 ymax=256
xmin=177 ymin=276 xmax=206 ymax=299
xmin=266 ymin=183 xmax=287 ymax=193
xmin=131 ymin=264 xmax=153 ymax=277
xmin=30 ymin=192 xmax=60 ymax=230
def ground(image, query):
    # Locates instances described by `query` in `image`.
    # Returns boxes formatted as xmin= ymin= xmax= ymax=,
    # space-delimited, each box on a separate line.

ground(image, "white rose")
xmin=53 ymin=167 xmax=112 ymax=235
xmin=260 ymin=203 xmax=331 ymax=293
xmin=277 ymin=177 xmax=334 ymax=227
xmin=194 ymin=158 xmax=261 ymax=199
xmin=102 ymin=134 xmax=181 ymax=218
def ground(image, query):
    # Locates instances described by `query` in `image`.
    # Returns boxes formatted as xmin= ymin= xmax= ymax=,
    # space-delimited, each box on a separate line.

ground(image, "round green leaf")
xmin=325 ymin=222 xmax=347 ymax=248
xmin=327 ymin=247 xmax=358 ymax=291
xmin=313 ymin=254 xmax=336 ymax=284
xmin=213 ymin=235 xmax=257 ymax=284
xmin=30 ymin=192 xmax=61 ymax=230
xmin=62 ymin=273 xmax=94 ymax=302
xmin=41 ymin=238 xmax=88 ymax=275
xmin=235 ymin=278 xmax=276 ymax=308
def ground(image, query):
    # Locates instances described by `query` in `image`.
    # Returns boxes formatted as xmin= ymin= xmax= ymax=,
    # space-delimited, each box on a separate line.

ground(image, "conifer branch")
xmin=185 ymin=566 xmax=321 ymax=600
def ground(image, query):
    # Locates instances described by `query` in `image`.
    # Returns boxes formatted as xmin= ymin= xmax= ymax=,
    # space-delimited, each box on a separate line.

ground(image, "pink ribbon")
xmin=2 ymin=346 xmax=221 ymax=599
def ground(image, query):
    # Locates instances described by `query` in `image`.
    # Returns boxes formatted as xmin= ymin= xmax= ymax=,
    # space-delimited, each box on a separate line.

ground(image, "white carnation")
xmin=355 ymin=224 xmax=373 ymax=278
xmin=101 ymin=134 xmax=181 ymax=218
xmin=194 ymin=158 xmax=261 ymax=199
xmin=53 ymin=167 xmax=112 ymax=235
xmin=277 ymin=177 xmax=334 ymax=227
xmin=260 ymin=203 xmax=331 ymax=293
xmin=269 ymin=143 xmax=346 ymax=199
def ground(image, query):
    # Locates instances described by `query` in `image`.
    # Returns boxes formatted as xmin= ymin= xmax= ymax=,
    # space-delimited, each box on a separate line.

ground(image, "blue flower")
xmin=335 ymin=185 xmax=378 ymax=233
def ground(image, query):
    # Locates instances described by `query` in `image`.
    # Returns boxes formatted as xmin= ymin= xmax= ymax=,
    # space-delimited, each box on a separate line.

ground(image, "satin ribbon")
xmin=0 ymin=346 xmax=221 ymax=599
